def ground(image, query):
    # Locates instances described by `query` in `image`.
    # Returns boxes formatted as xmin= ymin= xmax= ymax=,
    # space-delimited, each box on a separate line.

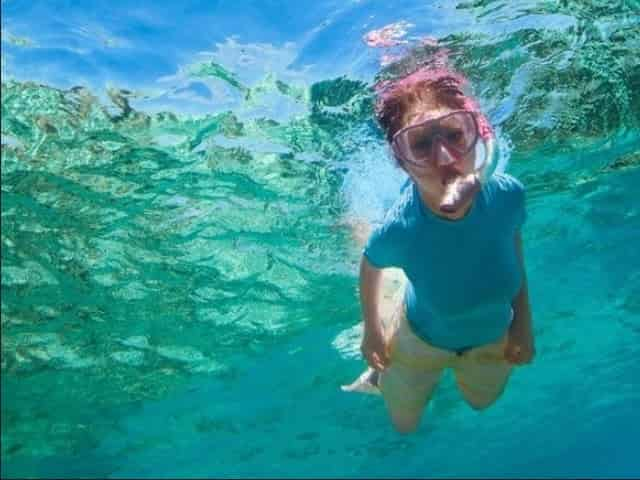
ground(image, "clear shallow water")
xmin=1 ymin=0 xmax=639 ymax=477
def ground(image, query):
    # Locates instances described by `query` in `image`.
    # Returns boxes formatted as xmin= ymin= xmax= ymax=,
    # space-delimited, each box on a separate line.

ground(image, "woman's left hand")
xmin=504 ymin=325 xmax=535 ymax=365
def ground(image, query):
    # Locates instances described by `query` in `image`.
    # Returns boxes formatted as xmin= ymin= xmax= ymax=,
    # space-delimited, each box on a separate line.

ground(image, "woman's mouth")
xmin=439 ymin=172 xmax=481 ymax=214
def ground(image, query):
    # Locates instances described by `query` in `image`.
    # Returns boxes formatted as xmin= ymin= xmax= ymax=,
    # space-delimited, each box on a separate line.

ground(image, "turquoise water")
xmin=2 ymin=0 xmax=639 ymax=477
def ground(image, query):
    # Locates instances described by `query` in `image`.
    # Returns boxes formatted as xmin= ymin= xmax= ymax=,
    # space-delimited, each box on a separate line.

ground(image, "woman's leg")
xmin=379 ymin=305 xmax=451 ymax=433
xmin=453 ymin=336 xmax=513 ymax=410
xmin=379 ymin=363 xmax=442 ymax=433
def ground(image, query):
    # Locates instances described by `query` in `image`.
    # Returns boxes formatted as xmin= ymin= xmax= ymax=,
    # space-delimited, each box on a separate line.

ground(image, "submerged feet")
xmin=341 ymin=368 xmax=381 ymax=395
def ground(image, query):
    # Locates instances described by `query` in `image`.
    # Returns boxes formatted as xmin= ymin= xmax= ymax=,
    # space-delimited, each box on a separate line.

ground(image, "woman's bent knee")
xmin=464 ymin=394 xmax=502 ymax=411
xmin=392 ymin=419 xmax=420 ymax=434
xmin=389 ymin=410 xmax=422 ymax=434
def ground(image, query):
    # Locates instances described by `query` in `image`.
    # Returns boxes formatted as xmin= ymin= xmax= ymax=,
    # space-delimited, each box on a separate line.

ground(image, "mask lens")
xmin=394 ymin=111 xmax=479 ymax=166
xmin=437 ymin=112 xmax=476 ymax=152
xmin=402 ymin=123 xmax=436 ymax=164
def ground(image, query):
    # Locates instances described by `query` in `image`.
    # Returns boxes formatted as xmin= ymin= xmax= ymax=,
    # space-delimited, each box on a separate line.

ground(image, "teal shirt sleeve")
xmin=362 ymin=197 xmax=410 ymax=269
xmin=363 ymin=223 xmax=405 ymax=269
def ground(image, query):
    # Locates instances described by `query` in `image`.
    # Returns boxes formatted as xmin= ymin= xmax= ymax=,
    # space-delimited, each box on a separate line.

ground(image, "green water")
xmin=2 ymin=1 xmax=640 ymax=477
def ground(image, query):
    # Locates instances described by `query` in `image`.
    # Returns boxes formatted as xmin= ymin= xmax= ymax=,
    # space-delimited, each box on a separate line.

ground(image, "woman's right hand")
xmin=360 ymin=323 xmax=391 ymax=372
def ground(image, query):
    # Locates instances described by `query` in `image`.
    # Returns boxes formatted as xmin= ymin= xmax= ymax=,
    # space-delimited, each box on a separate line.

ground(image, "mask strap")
xmin=475 ymin=137 xmax=496 ymax=183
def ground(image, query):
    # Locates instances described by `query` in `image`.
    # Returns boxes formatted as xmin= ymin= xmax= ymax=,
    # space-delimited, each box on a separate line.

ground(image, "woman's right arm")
xmin=359 ymin=255 xmax=391 ymax=371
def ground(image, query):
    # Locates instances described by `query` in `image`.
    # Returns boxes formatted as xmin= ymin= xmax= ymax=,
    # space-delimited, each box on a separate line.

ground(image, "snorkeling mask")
xmin=391 ymin=110 xmax=496 ymax=213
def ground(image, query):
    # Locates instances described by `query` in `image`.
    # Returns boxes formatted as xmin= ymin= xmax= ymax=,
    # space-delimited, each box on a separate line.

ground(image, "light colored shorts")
xmin=380 ymin=301 xmax=513 ymax=411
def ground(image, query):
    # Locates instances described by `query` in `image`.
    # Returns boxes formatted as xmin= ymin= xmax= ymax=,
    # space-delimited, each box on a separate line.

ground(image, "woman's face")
xmin=397 ymin=105 xmax=478 ymax=204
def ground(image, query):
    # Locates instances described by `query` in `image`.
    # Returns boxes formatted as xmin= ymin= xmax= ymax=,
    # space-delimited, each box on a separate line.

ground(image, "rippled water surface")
xmin=2 ymin=0 xmax=640 ymax=477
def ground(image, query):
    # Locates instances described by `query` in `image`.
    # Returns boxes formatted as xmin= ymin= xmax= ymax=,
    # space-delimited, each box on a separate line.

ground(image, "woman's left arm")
xmin=504 ymin=230 xmax=535 ymax=365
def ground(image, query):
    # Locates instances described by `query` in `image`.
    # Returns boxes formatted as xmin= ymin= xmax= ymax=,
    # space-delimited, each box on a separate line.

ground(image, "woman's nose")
xmin=434 ymin=141 xmax=457 ymax=166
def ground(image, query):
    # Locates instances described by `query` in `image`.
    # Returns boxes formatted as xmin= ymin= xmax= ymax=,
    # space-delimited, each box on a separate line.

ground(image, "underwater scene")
xmin=1 ymin=0 xmax=639 ymax=477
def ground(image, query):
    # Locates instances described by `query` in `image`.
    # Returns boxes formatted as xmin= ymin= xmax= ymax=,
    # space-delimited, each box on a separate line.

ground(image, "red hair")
xmin=374 ymin=64 xmax=493 ymax=143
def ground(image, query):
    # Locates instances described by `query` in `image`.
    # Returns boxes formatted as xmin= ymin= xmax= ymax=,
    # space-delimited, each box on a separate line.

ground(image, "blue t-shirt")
xmin=363 ymin=173 xmax=527 ymax=351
